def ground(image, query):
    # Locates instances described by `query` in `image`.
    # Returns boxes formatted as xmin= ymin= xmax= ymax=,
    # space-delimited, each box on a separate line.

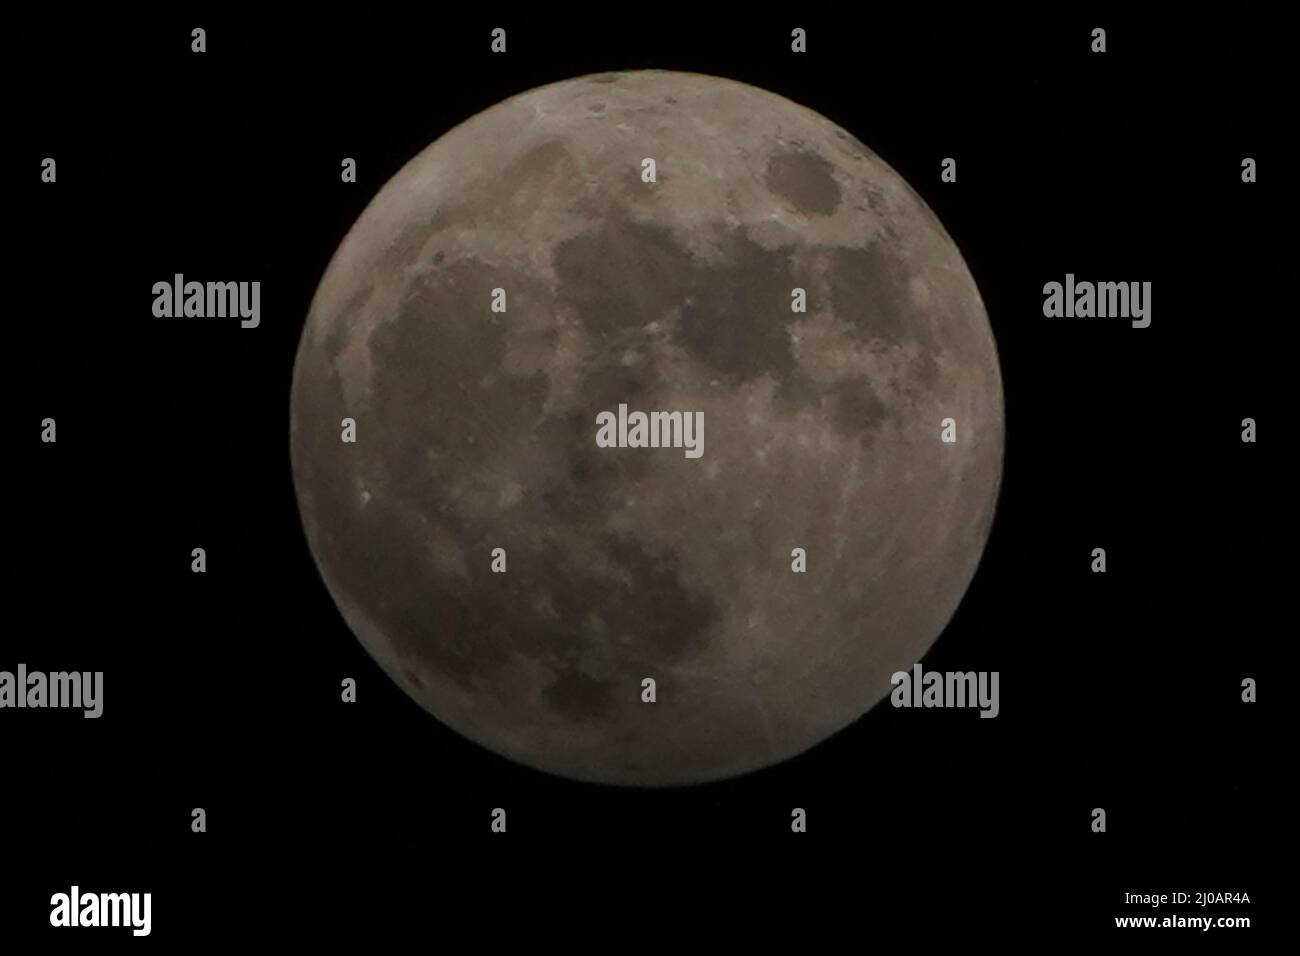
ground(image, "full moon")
xmin=290 ymin=71 xmax=1004 ymax=786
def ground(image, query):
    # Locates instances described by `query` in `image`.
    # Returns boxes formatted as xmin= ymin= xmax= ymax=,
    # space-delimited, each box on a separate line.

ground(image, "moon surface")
xmin=290 ymin=71 xmax=1004 ymax=786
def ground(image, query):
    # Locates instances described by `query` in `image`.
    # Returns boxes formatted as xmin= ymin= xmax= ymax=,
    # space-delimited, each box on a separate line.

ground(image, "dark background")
xmin=6 ymin=9 xmax=1282 ymax=943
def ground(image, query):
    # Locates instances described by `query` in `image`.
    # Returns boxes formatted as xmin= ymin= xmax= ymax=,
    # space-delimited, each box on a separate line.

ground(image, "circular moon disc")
xmin=290 ymin=70 xmax=1004 ymax=786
